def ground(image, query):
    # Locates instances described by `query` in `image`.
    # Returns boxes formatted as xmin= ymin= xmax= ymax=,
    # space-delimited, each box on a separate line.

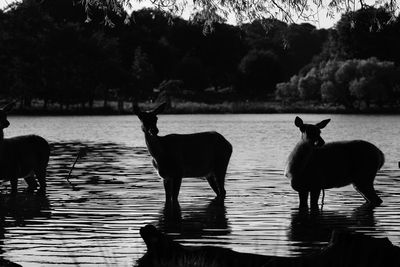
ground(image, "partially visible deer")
xmin=134 ymin=103 xmax=232 ymax=202
xmin=0 ymin=103 xmax=50 ymax=194
xmin=285 ymin=116 xmax=384 ymax=210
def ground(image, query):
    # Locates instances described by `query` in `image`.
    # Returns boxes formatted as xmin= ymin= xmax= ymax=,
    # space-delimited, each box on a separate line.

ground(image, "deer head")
xmin=134 ymin=103 xmax=166 ymax=136
xmin=294 ymin=116 xmax=330 ymax=147
xmin=0 ymin=102 xmax=15 ymax=130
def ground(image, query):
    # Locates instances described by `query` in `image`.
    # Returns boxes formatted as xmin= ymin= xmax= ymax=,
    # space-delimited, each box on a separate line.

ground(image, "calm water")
xmin=1 ymin=114 xmax=400 ymax=266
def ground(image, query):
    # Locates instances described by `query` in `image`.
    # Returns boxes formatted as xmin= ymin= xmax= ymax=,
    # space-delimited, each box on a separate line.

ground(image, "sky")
xmin=0 ymin=0 xmax=345 ymax=29
xmin=124 ymin=0 xmax=341 ymax=28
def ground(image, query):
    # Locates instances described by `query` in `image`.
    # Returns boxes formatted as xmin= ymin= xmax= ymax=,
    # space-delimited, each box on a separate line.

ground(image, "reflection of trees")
xmin=49 ymin=142 xmax=149 ymax=188
xmin=287 ymin=204 xmax=377 ymax=256
xmin=157 ymin=198 xmax=230 ymax=239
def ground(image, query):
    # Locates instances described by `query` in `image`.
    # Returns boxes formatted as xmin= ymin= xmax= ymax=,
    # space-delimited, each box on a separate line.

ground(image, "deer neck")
xmin=286 ymin=140 xmax=315 ymax=176
xmin=291 ymin=140 xmax=315 ymax=158
xmin=144 ymin=132 xmax=164 ymax=160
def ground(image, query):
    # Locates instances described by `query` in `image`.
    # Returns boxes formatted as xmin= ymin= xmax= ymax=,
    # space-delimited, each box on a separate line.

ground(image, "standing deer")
xmin=0 ymin=103 xmax=50 ymax=194
xmin=134 ymin=103 xmax=232 ymax=202
xmin=285 ymin=116 xmax=384 ymax=210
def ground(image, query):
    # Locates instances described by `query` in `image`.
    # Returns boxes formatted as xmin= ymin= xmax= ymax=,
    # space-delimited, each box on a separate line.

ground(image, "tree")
xmin=334 ymin=7 xmax=400 ymax=61
xmin=276 ymin=57 xmax=400 ymax=108
xmin=176 ymin=54 xmax=207 ymax=91
xmin=281 ymin=23 xmax=328 ymax=77
xmin=81 ymin=0 xmax=399 ymax=26
xmin=276 ymin=75 xmax=300 ymax=100
xmin=241 ymin=18 xmax=287 ymax=51
xmin=131 ymin=46 xmax=156 ymax=98
xmin=2 ymin=0 xmax=57 ymax=107
xmin=298 ymin=67 xmax=321 ymax=100
xmin=238 ymin=49 xmax=283 ymax=96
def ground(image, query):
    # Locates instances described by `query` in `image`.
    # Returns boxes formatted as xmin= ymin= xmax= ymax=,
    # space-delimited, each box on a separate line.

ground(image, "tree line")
xmin=276 ymin=7 xmax=400 ymax=110
xmin=1 ymin=0 xmax=399 ymax=111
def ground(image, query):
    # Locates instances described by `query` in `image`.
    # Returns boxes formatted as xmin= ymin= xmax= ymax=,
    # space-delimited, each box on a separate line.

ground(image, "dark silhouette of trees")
xmin=3 ymin=1 xmax=400 ymax=111
xmin=276 ymin=58 xmax=400 ymax=109
xmin=238 ymin=50 xmax=283 ymax=96
xmin=275 ymin=6 xmax=400 ymax=110
xmin=333 ymin=7 xmax=400 ymax=62
xmin=131 ymin=46 xmax=156 ymax=97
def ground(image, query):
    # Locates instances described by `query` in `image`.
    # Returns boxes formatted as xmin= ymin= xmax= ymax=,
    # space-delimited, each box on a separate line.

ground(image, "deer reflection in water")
xmin=157 ymin=197 xmax=230 ymax=239
xmin=0 ymin=191 xmax=50 ymax=226
xmin=0 ymin=191 xmax=50 ymax=266
xmin=288 ymin=204 xmax=378 ymax=256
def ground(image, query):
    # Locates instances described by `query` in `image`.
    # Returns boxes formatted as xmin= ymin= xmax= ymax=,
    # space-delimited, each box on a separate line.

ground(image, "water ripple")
xmin=0 ymin=115 xmax=399 ymax=266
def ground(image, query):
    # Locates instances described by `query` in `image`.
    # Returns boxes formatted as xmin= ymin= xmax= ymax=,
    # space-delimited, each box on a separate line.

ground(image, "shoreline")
xmin=6 ymin=100 xmax=400 ymax=115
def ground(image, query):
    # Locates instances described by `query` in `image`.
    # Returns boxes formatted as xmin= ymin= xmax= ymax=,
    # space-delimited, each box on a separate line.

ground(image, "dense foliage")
xmin=82 ymin=0 xmax=399 ymax=25
xmin=276 ymin=58 xmax=400 ymax=108
xmin=276 ymin=7 xmax=400 ymax=110
xmin=1 ymin=1 xmax=400 ymax=111
xmin=0 ymin=0 xmax=327 ymax=108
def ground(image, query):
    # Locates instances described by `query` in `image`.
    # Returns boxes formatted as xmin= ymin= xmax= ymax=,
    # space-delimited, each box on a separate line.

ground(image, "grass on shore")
xmin=7 ymin=99 xmax=400 ymax=115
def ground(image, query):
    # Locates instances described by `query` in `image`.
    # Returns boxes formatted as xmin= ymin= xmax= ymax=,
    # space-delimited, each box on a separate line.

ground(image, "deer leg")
xmin=206 ymin=174 xmax=220 ymax=196
xmin=354 ymin=183 xmax=382 ymax=206
xmin=172 ymin=177 xmax=182 ymax=202
xmin=310 ymin=189 xmax=321 ymax=211
xmin=298 ymin=191 xmax=309 ymax=210
xmin=24 ymin=174 xmax=38 ymax=192
xmin=35 ymin=168 xmax=47 ymax=194
xmin=163 ymin=179 xmax=173 ymax=202
xmin=10 ymin=178 xmax=18 ymax=195
xmin=214 ymin=168 xmax=227 ymax=199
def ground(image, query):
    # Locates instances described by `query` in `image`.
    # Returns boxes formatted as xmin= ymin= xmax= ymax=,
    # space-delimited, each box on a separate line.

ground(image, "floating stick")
xmin=66 ymin=147 xmax=88 ymax=190
xmin=321 ymin=189 xmax=325 ymax=209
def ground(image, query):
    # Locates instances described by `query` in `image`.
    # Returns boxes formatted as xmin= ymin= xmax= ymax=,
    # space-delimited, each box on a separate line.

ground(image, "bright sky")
xmin=0 ymin=0 xmax=371 ymax=29
xmin=0 ymin=0 xmax=15 ymax=10
xmin=124 ymin=0 xmax=340 ymax=28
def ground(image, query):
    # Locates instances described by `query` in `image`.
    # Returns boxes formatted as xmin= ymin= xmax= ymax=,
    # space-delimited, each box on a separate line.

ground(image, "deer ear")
xmin=294 ymin=116 xmax=303 ymax=128
xmin=2 ymin=102 xmax=15 ymax=113
xmin=153 ymin=103 xmax=166 ymax=114
xmin=316 ymin=119 xmax=331 ymax=129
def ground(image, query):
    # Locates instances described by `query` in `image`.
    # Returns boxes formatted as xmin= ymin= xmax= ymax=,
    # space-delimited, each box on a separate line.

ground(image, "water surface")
xmin=1 ymin=114 xmax=399 ymax=266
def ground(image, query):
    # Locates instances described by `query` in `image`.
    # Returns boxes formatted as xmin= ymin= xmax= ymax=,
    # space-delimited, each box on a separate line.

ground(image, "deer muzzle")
xmin=314 ymin=137 xmax=325 ymax=147
xmin=148 ymin=127 xmax=159 ymax=136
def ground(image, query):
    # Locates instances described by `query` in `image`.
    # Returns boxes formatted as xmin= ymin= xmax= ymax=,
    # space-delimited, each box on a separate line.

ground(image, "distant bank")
xmin=7 ymin=100 xmax=400 ymax=115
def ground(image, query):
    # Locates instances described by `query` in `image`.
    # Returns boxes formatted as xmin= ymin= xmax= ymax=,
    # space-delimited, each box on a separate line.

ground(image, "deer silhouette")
xmin=285 ymin=116 xmax=384 ymax=210
xmin=134 ymin=103 xmax=232 ymax=202
xmin=0 ymin=103 xmax=50 ymax=194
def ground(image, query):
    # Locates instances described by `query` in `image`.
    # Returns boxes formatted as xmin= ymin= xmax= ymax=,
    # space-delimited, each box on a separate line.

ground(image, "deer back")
xmin=149 ymin=131 xmax=232 ymax=178
xmin=286 ymin=140 xmax=384 ymax=191
xmin=0 ymin=135 xmax=50 ymax=179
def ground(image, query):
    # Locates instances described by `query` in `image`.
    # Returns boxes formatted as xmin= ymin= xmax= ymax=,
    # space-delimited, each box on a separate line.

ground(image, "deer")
xmin=134 ymin=103 xmax=232 ymax=202
xmin=0 ymin=103 xmax=50 ymax=194
xmin=284 ymin=116 xmax=384 ymax=210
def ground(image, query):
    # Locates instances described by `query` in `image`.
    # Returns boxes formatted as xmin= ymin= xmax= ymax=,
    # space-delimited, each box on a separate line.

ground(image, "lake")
xmin=1 ymin=114 xmax=400 ymax=266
